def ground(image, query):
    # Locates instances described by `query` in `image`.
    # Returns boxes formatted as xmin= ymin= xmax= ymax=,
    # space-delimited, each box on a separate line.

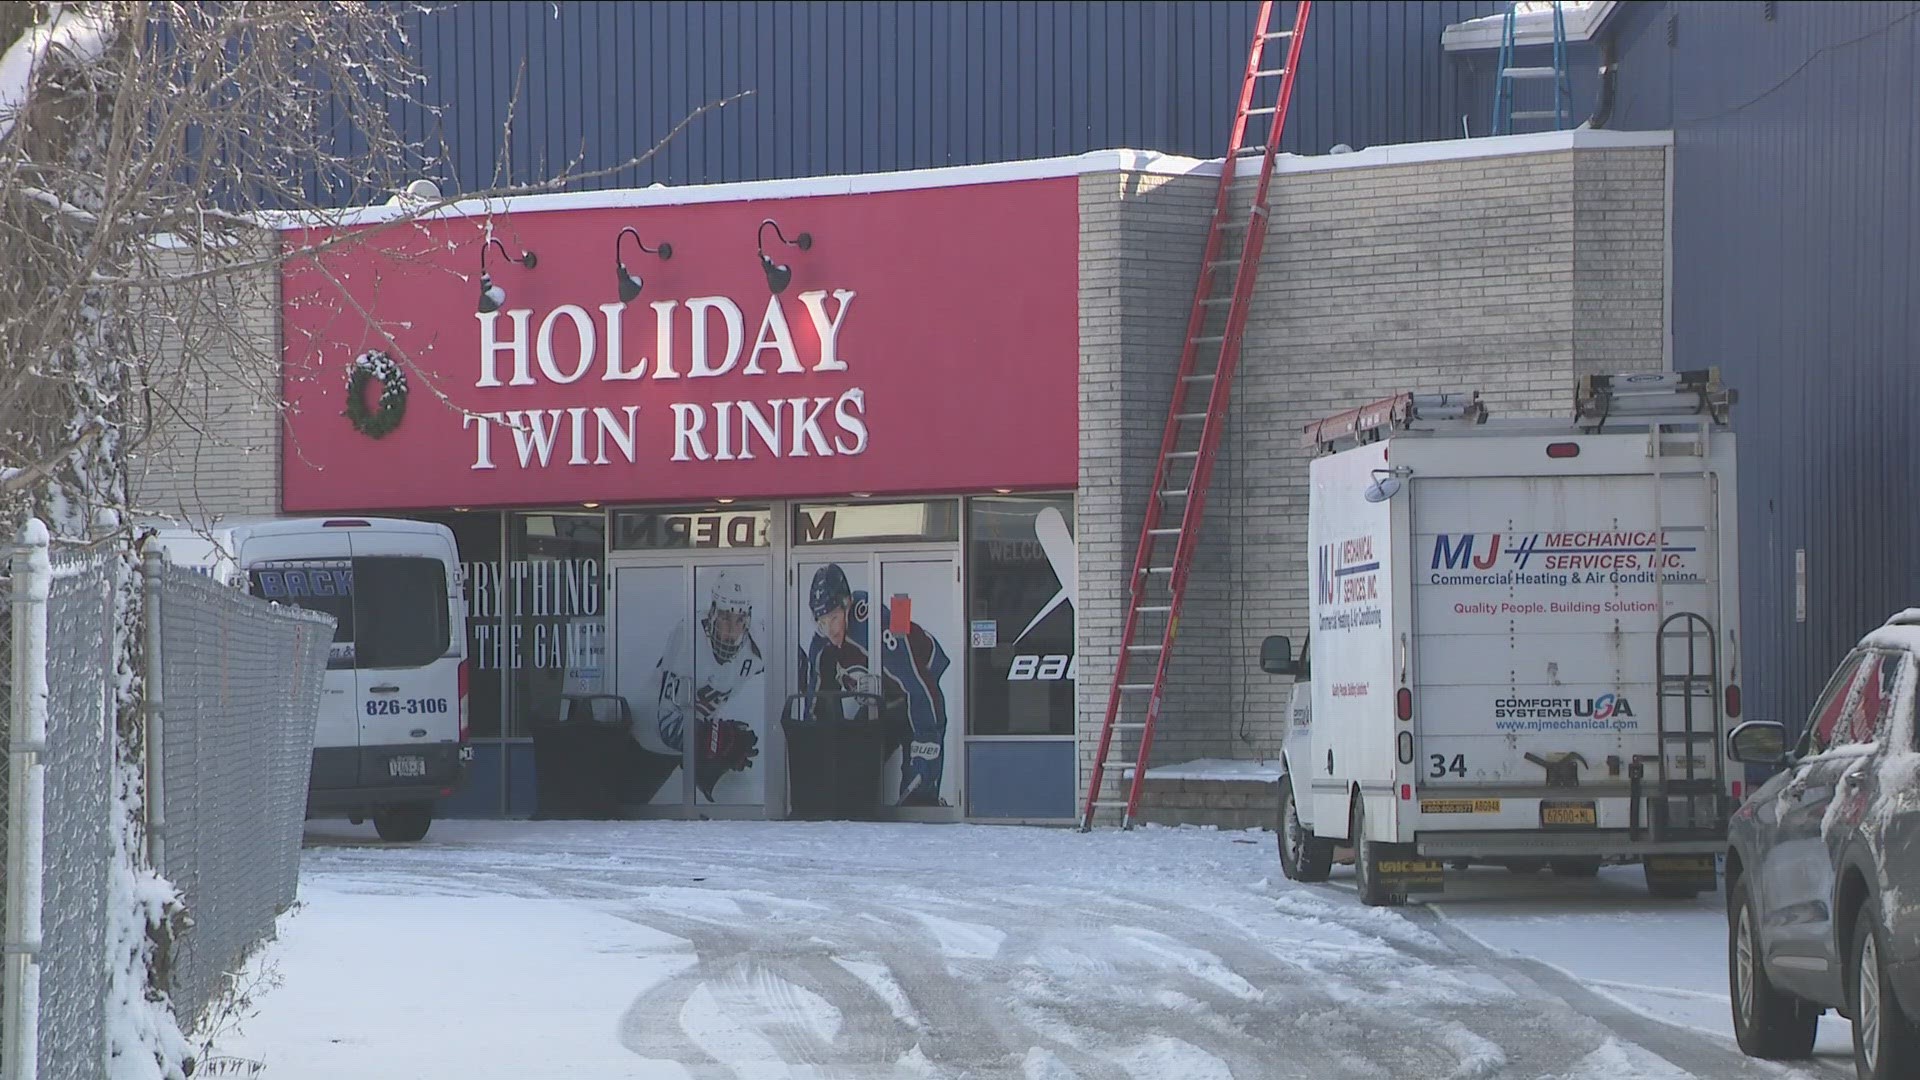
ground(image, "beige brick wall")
xmin=128 ymin=243 xmax=284 ymax=521
xmin=1076 ymin=144 xmax=1671 ymax=810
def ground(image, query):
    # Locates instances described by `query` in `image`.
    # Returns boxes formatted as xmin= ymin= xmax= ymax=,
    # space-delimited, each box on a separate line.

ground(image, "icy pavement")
xmin=214 ymin=821 xmax=1844 ymax=1079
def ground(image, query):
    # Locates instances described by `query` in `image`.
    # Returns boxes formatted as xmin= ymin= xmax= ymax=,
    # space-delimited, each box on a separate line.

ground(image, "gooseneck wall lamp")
xmin=757 ymin=218 xmax=812 ymax=294
xmin=615 ymin=226 xmax=673 ymax=303
xmin=476 ymin=236 xmax=538 ymax=314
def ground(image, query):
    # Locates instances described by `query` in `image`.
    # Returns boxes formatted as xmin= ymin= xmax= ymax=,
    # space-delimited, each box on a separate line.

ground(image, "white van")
xmin=142 ymin=516 xmax=469 ymax=841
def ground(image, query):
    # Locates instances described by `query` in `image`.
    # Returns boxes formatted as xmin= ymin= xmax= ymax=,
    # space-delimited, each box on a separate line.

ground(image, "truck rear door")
xmin=1411 ymin=473 xmax=1721 ymax=795
xmin=344 ymin=528 xmax=460 ymax=781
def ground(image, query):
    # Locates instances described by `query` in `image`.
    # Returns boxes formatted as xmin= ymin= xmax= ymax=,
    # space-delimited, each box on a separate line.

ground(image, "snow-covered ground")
xmin=1425 ymin=865 xmax=1856 ymax=1074
xmin=212 ymin=821 xmax=1849 ymax=1079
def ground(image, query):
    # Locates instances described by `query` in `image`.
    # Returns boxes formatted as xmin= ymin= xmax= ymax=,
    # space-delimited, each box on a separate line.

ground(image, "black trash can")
xmin=531 ymin=694 xmax=633 ymax=819
xmin=782 ymin=691 xmax=888 ymax=815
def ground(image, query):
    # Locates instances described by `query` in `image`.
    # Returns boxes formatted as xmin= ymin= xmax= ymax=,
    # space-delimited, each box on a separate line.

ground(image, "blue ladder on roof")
xmin=1491 ymin=1 xmax=1573 ymax=135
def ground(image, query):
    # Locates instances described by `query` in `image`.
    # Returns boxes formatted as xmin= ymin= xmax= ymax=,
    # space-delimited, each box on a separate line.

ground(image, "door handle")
xmin=369 ymin=684 xmax=401 ymax=695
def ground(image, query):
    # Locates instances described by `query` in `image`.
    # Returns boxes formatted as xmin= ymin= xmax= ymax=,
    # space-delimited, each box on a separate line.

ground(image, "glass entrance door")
xmin=877 ymin=557 xmax=962 ymax=809
xmin=793 ymin=554 xmax=963 ymax=813
xmin=613 ymin=559 xmax=774 ymax=812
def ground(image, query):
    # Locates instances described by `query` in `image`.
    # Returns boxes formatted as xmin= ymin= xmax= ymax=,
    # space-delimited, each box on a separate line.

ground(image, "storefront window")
xmin=507 ymin=512 xmax=607 ymax=737
xmin=795 ymin=500 xmax=960 ymax=544
xmin=418 ymin=512 xmax=506 ymax=738
xmin=967 ymin=496 xmax=1075 ymax=736
xmin=613 ymin=506 xmax=772 ymax=550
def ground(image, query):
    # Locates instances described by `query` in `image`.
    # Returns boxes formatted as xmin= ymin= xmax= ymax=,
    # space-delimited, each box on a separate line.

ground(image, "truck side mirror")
xmin=1260 ymin=635 xmax=1296 ymax=676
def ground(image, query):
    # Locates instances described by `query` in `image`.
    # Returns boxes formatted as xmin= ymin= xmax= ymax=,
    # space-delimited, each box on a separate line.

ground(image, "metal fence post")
xmin=4 ymin=522 xmax=50 ymax=1080
xmin=141 ymin=546 xmax=165 ymax=872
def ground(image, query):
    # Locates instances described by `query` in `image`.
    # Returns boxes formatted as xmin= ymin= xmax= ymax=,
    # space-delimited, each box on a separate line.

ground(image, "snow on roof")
xmin=281 ymin=128 xmax=1670 ymax=231
xmin=1863 ymin=613 xmax=1920 ymax=654
xmin=1441 ymin=1 xmax=1618 ymax=52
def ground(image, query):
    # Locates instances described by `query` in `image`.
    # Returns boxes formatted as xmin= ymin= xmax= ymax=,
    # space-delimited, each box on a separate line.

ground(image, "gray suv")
xmin=1724 ymin=612 xmax=1920 ymax=1080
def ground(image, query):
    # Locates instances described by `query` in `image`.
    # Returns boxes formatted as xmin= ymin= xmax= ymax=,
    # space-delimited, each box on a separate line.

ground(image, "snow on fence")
xmin=145 ymin=553 xmax=332 ymax=1030
xmin=0 ymin=528 xmax=333 ymax=1079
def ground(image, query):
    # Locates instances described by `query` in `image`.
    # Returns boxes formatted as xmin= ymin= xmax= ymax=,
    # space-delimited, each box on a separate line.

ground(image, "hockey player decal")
xmin=636 ymin=569 xmax=767 ymax=803
xmin=801 ymin=563 xmax=954 ymax=807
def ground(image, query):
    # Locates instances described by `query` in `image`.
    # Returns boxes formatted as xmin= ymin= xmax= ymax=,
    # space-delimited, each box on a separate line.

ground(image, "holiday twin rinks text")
xmin=463 ymin=288 xmax=869 ymax=471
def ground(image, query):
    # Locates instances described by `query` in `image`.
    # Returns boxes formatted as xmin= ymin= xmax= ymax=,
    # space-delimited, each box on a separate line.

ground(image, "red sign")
xmin=280 ymin=178 xmax=1080 ymax=512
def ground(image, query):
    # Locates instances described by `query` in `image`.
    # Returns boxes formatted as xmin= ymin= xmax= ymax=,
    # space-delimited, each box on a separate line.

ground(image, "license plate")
xmin=388 ymin=755 xmax=427 ymax=779
xmin=1541 ymin=800 xmax=1597 ymax=828
xmin=1421 ymin=799 xmax=1500 ymax=814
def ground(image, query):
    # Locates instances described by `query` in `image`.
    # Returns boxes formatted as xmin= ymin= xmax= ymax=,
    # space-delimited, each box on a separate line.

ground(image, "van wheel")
xmin=1851 ymin=900 xmax=1919 ymax=1079
xmin=373 ymin=805 xmax=433 ymax=842
xmin=1277 ymin=774 xmax=1332 ymax=883
xmin=1350 ymin=793 xmax=1400 ymax=908
xmin=1729 ymin=876 xmax=1817 ymax=1059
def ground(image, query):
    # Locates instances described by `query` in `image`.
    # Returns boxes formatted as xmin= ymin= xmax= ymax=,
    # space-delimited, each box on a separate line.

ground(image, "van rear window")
xmin=354 ymin=557 xmax=451 ymax=669
xmin=248 ymin=556 xmax=448 ymax=670
xmin=250 ymin=560 xmax=355 ymax=668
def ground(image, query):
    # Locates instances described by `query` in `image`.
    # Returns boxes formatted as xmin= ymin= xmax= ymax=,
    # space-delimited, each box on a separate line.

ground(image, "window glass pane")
xmin=249 ymin=560 xmax=355 ymax=669
xmin=509 ymin=513 xmax=607 ymax=738
xmin=353 ymin=557 xmax=451 ymax=669
xmin=967 ymin=496 xmax=1075 ymax=736
xmin=795 ymin=501 xmax=959 ymax=545
xmin=1842 ymin=654 xmax=1900 ymax=747
xmin=613 ymin=507 xmax=771 ymax=550
xmin=414 ymin=513 xmax=507 ymax=739
xmin=1808 ymin=657 xmax=1864 ymax=753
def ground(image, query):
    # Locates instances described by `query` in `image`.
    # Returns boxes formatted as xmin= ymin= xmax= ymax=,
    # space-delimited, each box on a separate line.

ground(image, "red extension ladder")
xmin=1081 ymin=1 xmax=1313 ymax=831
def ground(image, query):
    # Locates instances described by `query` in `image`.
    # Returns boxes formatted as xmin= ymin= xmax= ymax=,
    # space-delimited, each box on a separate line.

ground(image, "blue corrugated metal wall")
xmin=1600 ymin=1 xmax=1920 ymax=734
xmin=396 ymin=1 xmax=1504 ymax=193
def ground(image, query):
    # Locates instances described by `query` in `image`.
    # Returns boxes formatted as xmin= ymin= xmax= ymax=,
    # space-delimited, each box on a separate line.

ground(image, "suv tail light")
xmin=458 ymin=659 xmax=471 ymax=742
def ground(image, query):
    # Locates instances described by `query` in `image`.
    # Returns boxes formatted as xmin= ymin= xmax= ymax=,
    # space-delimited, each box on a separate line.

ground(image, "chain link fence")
xmin=148 ymin=557 xmax=332 ymax=1029
xmin=0 ymin=530 xmax=333 ymax=1078
xmin=34 ymin=551 xmax=116 ymax=1080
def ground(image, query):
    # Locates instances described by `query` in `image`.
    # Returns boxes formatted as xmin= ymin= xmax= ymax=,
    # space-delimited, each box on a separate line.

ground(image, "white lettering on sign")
xmin=743 ymin=295 xmax=802 ymax=375
xmin=475 ymin=310 xmax=532 ymax=387
xmin=686 ymin=296 xmax=743 ymax=378
xmin=536 ymin=305 xmax=596 ymax=384
xmin=468 ymin=289 xmax=871 ymax=473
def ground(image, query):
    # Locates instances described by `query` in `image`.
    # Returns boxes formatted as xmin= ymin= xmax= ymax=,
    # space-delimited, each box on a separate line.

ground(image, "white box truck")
xmin=1266 ymin=370 xmax=1742 ymax=905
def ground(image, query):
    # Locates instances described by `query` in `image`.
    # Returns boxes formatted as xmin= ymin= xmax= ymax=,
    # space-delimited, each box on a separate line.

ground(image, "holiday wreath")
xmin=343 ymin=350 xmax=408 ymax=439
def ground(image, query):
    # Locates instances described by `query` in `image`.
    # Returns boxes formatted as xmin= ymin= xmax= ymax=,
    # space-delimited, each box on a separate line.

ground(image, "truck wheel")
xmin=1501 ymin=859 xmax=1548 ymax=875
xmin=1550 ymin=858 xmax=1602 ymax=878
xmin=1350 ymin=793 xmax=1400 ymax=908
xmin=1729 ymin=876 xmax=1817 ymax=1059
xmin=373 ymin=804 xmax=433 ymax=843
xmin=1851 ymin=900 xmax=1919 ymax=1080
xmin=1277 ymin=774 xmax=1332 ymax=883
